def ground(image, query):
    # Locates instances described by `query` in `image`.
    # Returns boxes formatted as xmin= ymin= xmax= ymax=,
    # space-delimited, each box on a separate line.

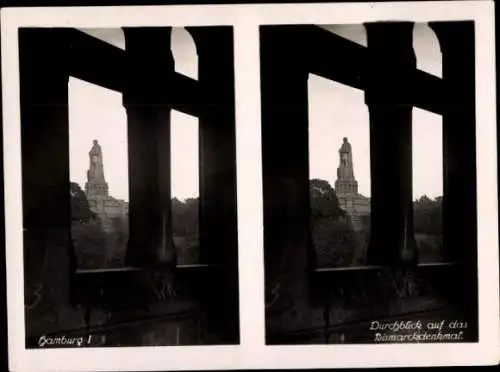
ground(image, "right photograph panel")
xmin=261 ymin=21 xmax=478 ymax=345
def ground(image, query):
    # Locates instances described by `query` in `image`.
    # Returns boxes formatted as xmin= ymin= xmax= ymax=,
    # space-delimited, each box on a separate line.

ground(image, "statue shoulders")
xmin=340 ymin=143 xmax=351 ymax=153
xmin=340 ymin=138 xmax=351 ymax=151
xmin=89 ymin=146 xmax=102 ymax=159
xmin=89 ymin=140 xmax=102 ymax=154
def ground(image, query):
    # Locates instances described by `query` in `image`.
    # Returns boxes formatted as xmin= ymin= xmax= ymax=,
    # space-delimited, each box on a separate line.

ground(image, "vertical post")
xmin=261 ymin=27 xmax=314 ymax=325
xmin=19 ymin=29 xmax=76 ymax=335
xmin=122 ymin=28 xmax=176 ymax=267
xmin=364 ymin=22 xmax=419 ymax=267
xmin=187 ymin=26 xmax=239 ymax=343
xmin=0 ymin=24 xmax=5 ymax=358
xmin=428 ymin=21 xmax=477 ymax=264
xmin=429 ymin=21 xmax=477 ymax=338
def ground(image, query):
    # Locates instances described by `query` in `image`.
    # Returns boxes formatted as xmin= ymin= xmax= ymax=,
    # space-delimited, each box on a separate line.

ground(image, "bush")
xmin=313 ymin=218 xmax=357 ymax=268
xmin=71 ymin=219 xmax=107 ymax=269
xmin=309 ymin=179 xmax=356 ymax=268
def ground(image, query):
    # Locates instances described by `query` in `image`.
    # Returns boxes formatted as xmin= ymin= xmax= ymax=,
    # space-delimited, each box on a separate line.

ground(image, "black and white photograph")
xmin=12 ymin=23 xmax=240 ymax=348
xmin=261 ymin=20 xmax=480 ymax=345
xmin=2 ymin=1 xmax=499 ymax=371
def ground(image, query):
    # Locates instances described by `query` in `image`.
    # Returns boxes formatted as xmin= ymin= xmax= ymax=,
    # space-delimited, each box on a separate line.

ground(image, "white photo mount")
xmin=2 ymin=1 xmax=499 ymax=370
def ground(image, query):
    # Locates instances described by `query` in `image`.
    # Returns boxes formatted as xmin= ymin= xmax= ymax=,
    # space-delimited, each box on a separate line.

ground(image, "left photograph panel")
xmin=18 ymin=26 xmax=239 ymax=347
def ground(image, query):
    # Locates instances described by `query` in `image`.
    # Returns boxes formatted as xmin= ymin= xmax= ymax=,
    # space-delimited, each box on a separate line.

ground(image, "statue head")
xmin=343 ymin=137 xmax=348 ymax=143
xmin=93 ymin=139 xmax=98 ymax=145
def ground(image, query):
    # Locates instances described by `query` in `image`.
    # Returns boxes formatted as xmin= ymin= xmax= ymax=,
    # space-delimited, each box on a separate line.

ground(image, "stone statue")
xmin=334 ymin=137 xmax=368 ymax=230
xmin=337 ymin=137 xmax=354 ymax=180
xmin=87 ymin=140 xmax=105 ymax=182
xmin=339 ymin=137 xmax=352 ymax=166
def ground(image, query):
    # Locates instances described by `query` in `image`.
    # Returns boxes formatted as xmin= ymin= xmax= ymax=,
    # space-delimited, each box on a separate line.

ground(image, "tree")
xmin=106 ymin=217 xmax=129 ymax=267
xmin=313 ymin=218 xmax=357 ymax=267
xmin=413 ymin=195 xmax=442 ymax=236
xmin=71 ymin=221 xmax=107 ymax=269
xmin=352 ymin=215 xmax=371 ymax=266
xmin=172 ymin=197 xmax=200 ymax=265
xmin=309 ymin=178 xmax=346 ymax=227
xmin=309 ymin=179 xmax=355 ymax=267
xmin=69 ymin=182 xmax=107 ymax=269
xmin=172 ymin=197 xmax=199 ymax=237
xmin=70 ymin=182 xmax=96 ymax=222
xmin=413 ymin=195 xmax=443 ymax=262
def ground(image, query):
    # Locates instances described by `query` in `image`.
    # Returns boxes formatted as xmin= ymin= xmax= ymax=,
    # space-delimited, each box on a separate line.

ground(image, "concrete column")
xmin=187 ymin=26 xmax=240 ymax=343
xmin=429 ymin=20 xmax=477 ymax=338
xmin=261 ymin=27 xmax=316 ymax=328
xmin=364 ymin=22 xmax=419 ymax=267
xmin=19 ymin=29 xmax=79 ymax=334
xmin=122 ymin=28 xmax=176 ymax=267
xmin=428 ymin=21 xmax=477 ymax=264
xmin=187 ymin=27 xmax=238 ymax=267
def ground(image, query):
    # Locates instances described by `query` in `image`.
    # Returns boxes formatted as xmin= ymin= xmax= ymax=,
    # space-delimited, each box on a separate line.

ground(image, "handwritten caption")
xmin=38 ymin=334 xmax=97 ymax=348
xmin=370 ymin=320 xmax=468 ymax=342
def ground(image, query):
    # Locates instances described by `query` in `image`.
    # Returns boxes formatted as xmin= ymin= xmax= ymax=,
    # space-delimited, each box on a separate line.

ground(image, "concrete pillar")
xmin=364 ymin=22 xmax=419 ymax=267
xmin=187 ymin=27 xmax=238 ymax=267
xmin=429 ymin=20 xmax=478 ymax=339
xmin=19 ymin=28 xmax=79 ymax=335
xmin=428 ymin=21 xmax=477 ymax=264
xmin=187 ymin=26 xmax=240 ymax=343
xmin=261 ymin=27 xmax=316 ymax=330
xmin=122 ymin=28 xmax=176 ymax=267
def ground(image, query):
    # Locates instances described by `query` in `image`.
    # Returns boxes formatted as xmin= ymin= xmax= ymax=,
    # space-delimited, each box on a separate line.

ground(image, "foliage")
xmin=172 ymin=197 xmax=199 ymax=237
xmin=352 ymin=222 xmax=370 ymax=266
xmin=359 ymin=214 xmax=371 ymax=231
xmin=106 ymin=217 xmax=129 ymax=267
xmin=312 ymin=218 xmax=357 ymax=267
xmin=172 ymin=197 xmax=200 ymax=265
xmin=69 ymin=184 xmax=202 ymax=269
xmin=71 ymin=219 xmax=108 ymax=269
xmin=309 ymin=179 xmax=356 ymax=268
xmin=69 ymin=182 xmax=106 ymax=268
xmin=70 ymin=182 xmax=96 ymax=222
xmin=413 ymin=195 xmax=443 ymax=262
xmin=413 ymin=195 xmax=442 ymax=236
xmin=68 ymin=177 xmax=443 ymax=270
xmin=309 ymin=179 xmax=346 ymax=227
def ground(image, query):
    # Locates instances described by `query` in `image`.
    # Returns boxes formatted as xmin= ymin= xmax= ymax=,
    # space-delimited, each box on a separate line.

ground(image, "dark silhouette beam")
xmin=66 ymin=29 xmax=126 ymax=93
xmin=260 ymin=26 xmax=316 ymax=330
xmin=19 ymin=28 xmax=77 ymax=337
xmin=364 ymin=22 xmax=419 ymax=267
xmin=67 ymin=29 xmax=202 ymax=117
xmin=279 ymin=25 xmax=444 ymax=115
xmin=121 ymin=27 xmax=176 ymax=268
xmin=429 ymin=21 xmax=477 ymax=263
xmin=186 ymin=25 xmax=240 ymax=344
xmin=429 ymin=20 xmax=477 ymax=339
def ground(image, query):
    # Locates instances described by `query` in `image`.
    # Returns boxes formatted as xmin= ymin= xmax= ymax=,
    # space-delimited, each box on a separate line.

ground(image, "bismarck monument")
xmin=85 ymin=140 xmax=128 ymax=232
xmin=334 ymin=137 xmax=370 ymax=231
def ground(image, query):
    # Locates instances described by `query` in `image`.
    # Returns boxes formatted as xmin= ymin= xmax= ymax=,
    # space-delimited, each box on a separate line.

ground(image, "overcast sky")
xmin=69 ymin=27 xmax=198 ymax=201
xmin=69 ymin=24 xmax=442 ymax=201
xmin=311 ymin=24 xmax=442 ymax=199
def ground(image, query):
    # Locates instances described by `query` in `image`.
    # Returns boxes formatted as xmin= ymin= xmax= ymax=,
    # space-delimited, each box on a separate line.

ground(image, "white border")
xmin=2 ymin=1 xmax=498 ymax=371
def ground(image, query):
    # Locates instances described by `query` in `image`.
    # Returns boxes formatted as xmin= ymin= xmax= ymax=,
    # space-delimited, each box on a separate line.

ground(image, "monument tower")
xmin=85 ymin=139 xmax=109 ymax=197
xmin=334 ymin=137 xmax=370 ymax=231
xmin=84 ymin=140 xmax=128 ymax=232
xmin=334 ymin=137 xmax=359 ymax=196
